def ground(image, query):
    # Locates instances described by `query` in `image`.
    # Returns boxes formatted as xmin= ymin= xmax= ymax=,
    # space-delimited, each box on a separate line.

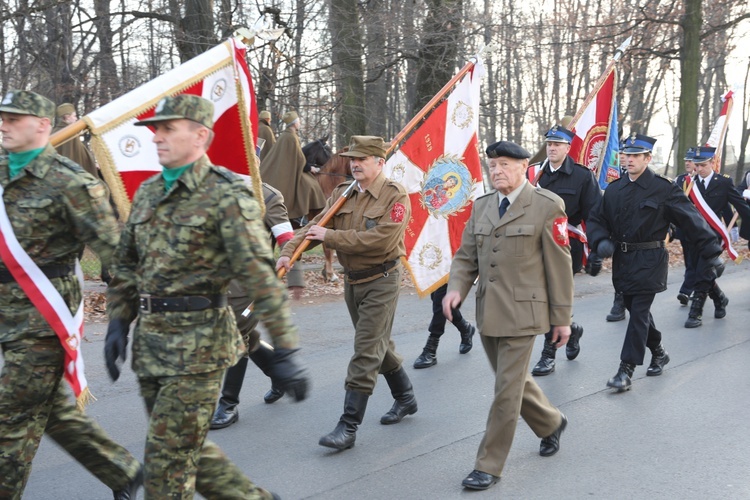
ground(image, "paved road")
xmin=16 ymin=260 xmax=750 ymax=499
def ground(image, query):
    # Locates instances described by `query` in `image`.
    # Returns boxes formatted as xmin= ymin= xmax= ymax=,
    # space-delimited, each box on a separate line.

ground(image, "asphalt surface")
xmin=13 ymin=259 xmax=750 ymax=499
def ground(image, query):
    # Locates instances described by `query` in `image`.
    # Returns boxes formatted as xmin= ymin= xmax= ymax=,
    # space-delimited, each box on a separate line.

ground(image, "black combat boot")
xmin=607 ymin=291 xmax=626 ymax=322
xmin=708 ymin=284 xmax=729 ymax=319
xmin=677 ymin=292 xmax=690 ymax=306
xmin=249 ymin=343 xmax=285 ymax=403
xmin=646 ymin=344 xmax=670 ymax=376
xmin=112 ymin=466 xmax=143 ymax=500
xmin=531 ymin=339 xmax=556 ymax=376
xmin=210 ymin=357 xmax=248 ymax=429
xmin=456 ymin=319 xmax=476 ymax=354
xmin=380 ymin=367 xmax=418 ymax=424
xmin=319 ymin=390 xmax=369 ymax=450
xmin=606 ymin=361 xmax=635 ymax=391
xmin=413 ymin=334 xmax=440 ymax=369
xmin=685 ymin=292 xmax=707 ymax=328
xmin=566 ymin=323 xmax=583 ymax=360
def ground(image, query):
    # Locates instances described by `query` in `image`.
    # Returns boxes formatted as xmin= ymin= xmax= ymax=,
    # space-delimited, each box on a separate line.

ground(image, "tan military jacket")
xmin=52 ymin=123 xmax=99 ymax=178
xmin=282 ymin=172 xmax=410 ymax=284
xmin=0 ymin=144 xmax=119 ymax=342
xmin=107 ymin=155 xmax=297 ymax=377
xmin=447 ymin=182 xmax=573 ymax=336
xmin=258 ymin=120 xmax=276 ymax=162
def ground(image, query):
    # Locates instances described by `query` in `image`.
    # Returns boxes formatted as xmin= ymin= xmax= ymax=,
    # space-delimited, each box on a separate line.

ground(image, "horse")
xmin=312 ymin=147 xmax=353 ymax=282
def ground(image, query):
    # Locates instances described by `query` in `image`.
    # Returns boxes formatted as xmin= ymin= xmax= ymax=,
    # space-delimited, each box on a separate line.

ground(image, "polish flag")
xmin=84 ymin=39 xmax=258 ymax=218
xmin=705 ymin=90 xmax=734 ymax=172
xmin=384 ymin=59 xmax=485 ymax=296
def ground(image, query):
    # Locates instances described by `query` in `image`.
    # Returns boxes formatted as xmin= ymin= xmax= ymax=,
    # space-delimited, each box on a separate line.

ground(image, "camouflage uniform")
xmin=107 ymin=97 xmax=298 ymax=497
xmin=0 ymin=90 xmax=140 ymax=498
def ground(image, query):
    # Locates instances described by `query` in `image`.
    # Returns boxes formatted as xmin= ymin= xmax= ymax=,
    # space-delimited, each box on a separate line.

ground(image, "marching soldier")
xmin=528 ymin=125 xmax=601 ymax=376
xmin=0 ymin=90 xmax=142 ymax=499
xmin=105 ymin=94 xmax=308 ymax=498
xmin=587 ymin=133 xmax=723 ymax=391
xmin=277 ymin=135 xmax=417 ymax=451
xmin=674 ymin=147 xmax=697 ymax=305
xmin=682 ymin=147 xmax=750 ymax=328
xmin=258 ymin=110 xmax=276 ymax=161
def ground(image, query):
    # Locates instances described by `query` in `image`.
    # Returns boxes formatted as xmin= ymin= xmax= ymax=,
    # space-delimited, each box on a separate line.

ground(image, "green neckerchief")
xmin=8 ymin=148 xmax=45 ymax=179
xmin=162 ymin=163 xmax=192 ymax=192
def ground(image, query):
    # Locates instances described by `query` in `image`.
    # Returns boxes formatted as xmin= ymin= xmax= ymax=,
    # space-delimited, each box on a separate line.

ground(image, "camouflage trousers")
xmin=0 ymin=337 xmax=140 ymax=499
xmin=138 ymin=370 xmax=274 ymax=499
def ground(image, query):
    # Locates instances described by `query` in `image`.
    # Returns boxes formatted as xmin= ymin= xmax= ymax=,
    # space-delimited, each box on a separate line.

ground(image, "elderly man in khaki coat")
xmin=444 ymin=140 xmax=573 ymax=491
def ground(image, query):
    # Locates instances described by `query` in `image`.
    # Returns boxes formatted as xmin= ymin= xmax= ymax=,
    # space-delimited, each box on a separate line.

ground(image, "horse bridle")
xmin=310 ymin=140 xmax=354 ymax=180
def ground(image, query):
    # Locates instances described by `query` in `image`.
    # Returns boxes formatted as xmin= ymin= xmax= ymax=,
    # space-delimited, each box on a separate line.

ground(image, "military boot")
xmin=531 ymin=339 xmax=556 ymax=376
xmin=319 ymin=390 xmax=369 ymax=450
xmin=413 ymin=334 xmax=440 ymax=369
xmin=646 ymin=344 xmax=670 ymax=376
xmin=381 ymin=367 xmax=418 ymax=424
xmin=606 ymin=291 xmax=626 ymax=322
xmin=685 ymin=292 xmax=707 ymax=328
xmin=566 ymin=323 xmax=583 ymax=360
xmin=210 ymin=357 xmax=248 ymax=429
xmin=249 ymin=343 xmax=285 ymax=403
xmin=456 ymin=319 xmax=476 ymax=354
xmin=606 ymin=361 xmax=635 ymax=392
xmin=708 ymin=284 xmax=729 ymax=319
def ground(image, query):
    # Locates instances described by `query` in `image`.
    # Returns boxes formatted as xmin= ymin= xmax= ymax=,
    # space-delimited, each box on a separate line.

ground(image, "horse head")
xmin=302 ymin=136 xmax=333 ymax=169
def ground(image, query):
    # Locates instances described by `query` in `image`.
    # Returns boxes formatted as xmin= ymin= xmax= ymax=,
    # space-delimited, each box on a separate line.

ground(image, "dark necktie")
xmin=499 ymin=197 xmax=510 ymax=219
xmin=700 ymin=178 xmax=706 ymax=191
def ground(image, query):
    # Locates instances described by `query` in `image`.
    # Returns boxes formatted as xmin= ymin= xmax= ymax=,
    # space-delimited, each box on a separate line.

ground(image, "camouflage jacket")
xmin=106 ymin=155 xmax=297 ymax=377
xmin=0 ymin=144 xmax=119 ymax=342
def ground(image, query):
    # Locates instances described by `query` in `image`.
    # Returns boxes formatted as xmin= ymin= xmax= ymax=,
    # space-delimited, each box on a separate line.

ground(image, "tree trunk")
xmin=677 ymin=0 xmax=703 ymax=167
xmin=93 ymin=0 xmax=120 ymax=104
xmin=364 ymin=0 xmax=387 ymax=136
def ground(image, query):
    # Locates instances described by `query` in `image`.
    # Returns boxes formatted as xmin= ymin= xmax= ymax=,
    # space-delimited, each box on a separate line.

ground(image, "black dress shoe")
xmin=539 ymin=413 xmax=567 ymax=457
xmin=566 ymin=323 xmax=583 ymax=360
xmin=264 ymin=386 xmax=284 ymax=404
xmin=531 ymin=356 xmax=555 ymax=376
xmin=461 ymin=469 xmax=499 ymax=490
xmin=113 ymin=466 xmax=143 ymax=500
xmin=459 ymin=324 xmax=475 ymax=354
xmin=677 ymin=293 xmax=689 ymax=306
xmin=210 ymin=402 xmax=239 ymax=430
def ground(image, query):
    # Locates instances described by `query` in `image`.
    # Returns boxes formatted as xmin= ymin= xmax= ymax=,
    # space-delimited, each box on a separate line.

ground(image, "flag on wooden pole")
xmin=704 ymin=90 xmax=734 ymax=173
xmin=384 ymin=58 xmax=485 ymax=297
xmin=83 ymin=39 xmax=259 ymax=218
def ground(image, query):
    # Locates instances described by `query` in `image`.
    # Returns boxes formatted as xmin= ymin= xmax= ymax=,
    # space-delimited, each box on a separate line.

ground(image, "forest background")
xmin=2 ymin=0 xmax=749 ymax=182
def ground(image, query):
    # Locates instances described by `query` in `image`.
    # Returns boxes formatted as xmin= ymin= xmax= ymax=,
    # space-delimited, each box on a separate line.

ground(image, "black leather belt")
xmin=0 ymin=264 xmax=73 ymax=284
xmin=616 ymin=240 xmax=665 ymax=253
xmin=346 ymin=260 xmax=398 ymax=281
xmin=139 ymin=294 xmax=228 ymax=313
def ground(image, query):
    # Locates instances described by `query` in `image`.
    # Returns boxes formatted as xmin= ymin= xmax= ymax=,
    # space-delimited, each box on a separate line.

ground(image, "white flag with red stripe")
xmin=685 ymin=176 xmax=739 ymax=261
xmin=84 ymin=39 xmax=258 ymax=217
xmin=384 ymin=59 xmax=485 ymax=296
xmin=705 ymin=90 xmax=734 ymax=172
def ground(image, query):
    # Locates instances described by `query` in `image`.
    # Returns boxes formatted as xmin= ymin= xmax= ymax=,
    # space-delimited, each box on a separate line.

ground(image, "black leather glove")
xmin=596 ymin=239 xmax=615 ymax=258
xmin=585 ymin=252 xmax=603 ymax=276
xmin=269 ymin=348 xmax=310 ymax=402
xmin=104 ymin=318 xmax=130 ymax=381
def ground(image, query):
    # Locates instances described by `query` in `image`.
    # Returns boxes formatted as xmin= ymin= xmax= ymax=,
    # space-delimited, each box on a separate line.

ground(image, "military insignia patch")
xmin=419 ymin=154 xmax=476 ymax=219
xmin=553 ymin=217 xmax=569 ymax=246
xmin=391 ymin=202 xmax=406 ymax=223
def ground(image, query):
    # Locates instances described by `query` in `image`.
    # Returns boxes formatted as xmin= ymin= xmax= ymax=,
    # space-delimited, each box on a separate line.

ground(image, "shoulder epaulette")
xmin=722 ymin=173 xmax=731 ymax=179
xmin=534 ymin=188 xmax=561 ymax=203
xmin=475 ymin=191 xmax=497 ymax=202
xmin=210 ymin=164 xmax=241 ymax=182
xmin=54 ymin=154 xmax=85 ymax=173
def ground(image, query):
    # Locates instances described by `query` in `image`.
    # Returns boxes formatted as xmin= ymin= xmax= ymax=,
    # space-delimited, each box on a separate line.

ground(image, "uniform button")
xmin=493 ymin=248 xmax=498 ymax=253
xmin=495 ymin=232 xmax=501 ymax=237
xmin=517 ymin=228 xmax=522 ymax=233
xmin=489 ymin=277 xmax=495 ymax=282
xmin=490 ymin=263 xmax=496 ymax=267
xmin=532 ymin=293 xmax=536 ymax=299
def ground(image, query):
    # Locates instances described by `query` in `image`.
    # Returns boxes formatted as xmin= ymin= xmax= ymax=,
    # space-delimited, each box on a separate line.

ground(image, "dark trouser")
xmin=0 ymin=337 xmax=139 ymax=498
xmin=679 ymin=239 xmax=697 ymax=295
xmin=139 ymin=371 xmax=272 ymax=499
xmin=570 ymin=239 xmax=584 ymax=275
xmin=344 ymin=270 xmax=404 ymax=394
xmin=428 ymin=284 xmax=465 ymax=336
xmin=621 ymin=294 xmax=663 ymax=365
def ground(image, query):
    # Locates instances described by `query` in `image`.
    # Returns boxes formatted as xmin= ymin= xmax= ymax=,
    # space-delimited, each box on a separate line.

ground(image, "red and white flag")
xmin=384 ymin=59 xmax=485 ymax=296
xmin=84 ymin=39 xmax=258 ymax=216
xmin=685 ymin=176 xmax=739 ymax=261
xmin=705 ymin=90 xmax=734 ymax=172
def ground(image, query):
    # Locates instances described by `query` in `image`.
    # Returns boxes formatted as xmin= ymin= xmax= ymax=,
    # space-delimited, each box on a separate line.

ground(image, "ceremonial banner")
xmin=84 ymin=39 xmax=258 ymax=217
xmin=384 ymin=59 xmax=485 ymax=297
xmin=568 ymin=67 xmax=621 ymax=189
xmin=705 ymin=90 xmax=734 ymax=172
xmin=684 ymin=176 xmax=739 ymax=261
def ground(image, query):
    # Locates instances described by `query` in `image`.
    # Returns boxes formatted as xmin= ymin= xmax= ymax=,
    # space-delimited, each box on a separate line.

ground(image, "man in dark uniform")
xmin=587 ymin=133 xmax=723 ymax=392
xmin=210 ymin=182 xmax=297 ymax=429
xmin=105 ymin=94 xmax=308 ymax=498
xmin=674 ymin=147 xmax=697 ymax=305
xmin=0 ymin=90 xmax=142 ymax=499
xmin=528 ymin=125 xmax=601 ymax=376
xmin=682 ymin=146 xmax=750 ymax=328
xmin=605 ymin=138 xmax=629 ymax=322
xmin=445 ymin=140 xmax=572 ymax=491
xmin=277 ymin=135 xmax=417 ymax=451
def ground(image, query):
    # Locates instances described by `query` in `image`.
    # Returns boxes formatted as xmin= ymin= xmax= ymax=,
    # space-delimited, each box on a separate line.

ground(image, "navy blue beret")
xmin=486 ymin=141 xmax=531 ymax=160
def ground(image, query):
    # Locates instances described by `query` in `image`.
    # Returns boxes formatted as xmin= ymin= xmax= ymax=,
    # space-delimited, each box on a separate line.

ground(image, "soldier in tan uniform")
xmin=278 ymin=135 xmax=417 ymax=451
xmin=257 ymin=110 xmax=276 ymax=161
xmin=444 ymin=141 xmax=572 ymax=491
xmin=52 ymin=103 xmax=99 ymax=178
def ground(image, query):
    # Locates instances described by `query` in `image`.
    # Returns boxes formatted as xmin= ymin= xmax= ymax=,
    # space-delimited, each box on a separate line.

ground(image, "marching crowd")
xmin=1 ymin=89 xmax=748 ymax=498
